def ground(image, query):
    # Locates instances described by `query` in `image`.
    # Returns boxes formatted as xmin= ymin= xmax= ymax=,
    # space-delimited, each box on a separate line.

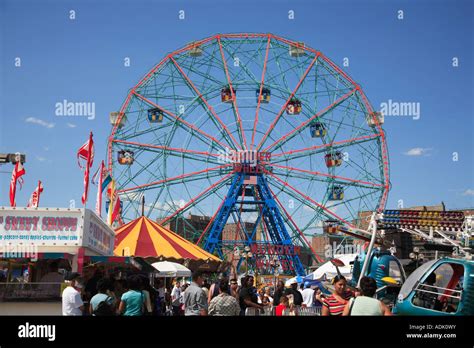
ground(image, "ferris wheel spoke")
xmin=115 ymin=149 xmax=167 ymax=191
xmin=132 ymin=91 xmax=230 ymax=152
xmin=352 ymin=184 xmax=380 ymax=215
xmin=160 ymin=173 xmax=233 ymax=225
xmin=118 ymin=164 xmax=232 ymax=194
xmin=256 ymin=54 xmax=319 ymax=151
xmin=111 ymin=139 xmax=221 ymax=165
xmin=169 ymin=56 xmax=241 ymax=151
xmin=219 ymin=37 xmax=267 ymax=83
xmin=251 ymin=35 xmax=272 ymax=150
xmin=263 ymin=87 xmax=357 ymax=153
xmin=173 ymin=54 xmax=224 ymax=88
xmin=270 ymin=164 xmax=384 ymax=189
xmin=268 ymin=44 xmax=292 ymax=92
xmin=143 ymin=184 xmax=168 ymax=218
xmin=264 ymin=169 xmax=354 ymax=227
xmin=271 ymin=134 xmax=380 ymax=163
xmin=269 ymin=186 xmax=324 ymax=263
xmin=340 ymin=150 xmax=384 ymax=184
xmin=216 ymin=36 xmax=248 ymax=149
xmin=196 ymin=198 xmax=227 ymax=245
xmin=267 ymin=178 xmax=327 ymax=229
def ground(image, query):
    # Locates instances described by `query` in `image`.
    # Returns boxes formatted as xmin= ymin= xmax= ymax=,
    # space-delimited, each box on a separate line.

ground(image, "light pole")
xmin=240 ymin=246 xmax=253 ymax=275
xmin=409 ymin=246 xmax=424 ymax=269
xmin=0 ymin=153 xmax=26 ymax=174
xmin=0 ymin=153 xmax=26 ymax=165
xmin=269 ymin=255 xmax=281 ymax=291
xmin=233 ymin=246 xmax=240 ymax=278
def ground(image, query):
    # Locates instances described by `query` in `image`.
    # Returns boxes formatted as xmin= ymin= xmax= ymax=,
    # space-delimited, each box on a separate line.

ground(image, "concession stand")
xmin=0 ymin=207 xmax=115 ymax=301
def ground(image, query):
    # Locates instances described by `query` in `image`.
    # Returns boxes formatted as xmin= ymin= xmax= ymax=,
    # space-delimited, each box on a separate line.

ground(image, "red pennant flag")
xmin=77 ymin=132 xmax=94 ymax=205
xmin=9 ymin=162 xmax=26 ymax=207
xmin=27 ymin=180 xmax=44 ymax=208
xmin=77 ymin=132 xmax=94 ymax=169
xmin=111 ymin=195 xmax=121 ymax=224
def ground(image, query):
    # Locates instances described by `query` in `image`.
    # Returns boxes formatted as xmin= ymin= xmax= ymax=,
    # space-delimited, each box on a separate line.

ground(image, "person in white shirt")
xmin=301 ymin=282 xmax=315 ymax=307
xmin=62 ymin=273 xmax=84 ymax=316
xmin=171 ymin=280 xmax=182 ymax=316
xmin=264 ymin=287 xmax=274 ymax=305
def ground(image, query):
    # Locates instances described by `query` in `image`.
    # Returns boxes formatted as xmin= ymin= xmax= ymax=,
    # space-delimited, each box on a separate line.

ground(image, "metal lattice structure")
xmin=107 ymin=33 xmax=390 ymax=274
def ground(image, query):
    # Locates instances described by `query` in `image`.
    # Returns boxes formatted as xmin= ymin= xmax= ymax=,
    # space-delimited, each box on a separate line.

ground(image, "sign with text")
xmin=250 ymin=244 xmax=301 ymax=256
xmin=250 ymin=243 xmax=302 ymax=272
xmin=83 ymin=209 xmax=115 ymax=255
xmin=0 ymin=208 xmax=115 ymax=256
xmin=0 ymin=208 xmax=82 ymax=246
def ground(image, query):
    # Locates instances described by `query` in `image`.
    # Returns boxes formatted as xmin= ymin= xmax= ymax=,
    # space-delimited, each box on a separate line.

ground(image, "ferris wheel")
xmin=107 ymin=33 xmax=389 ymax=273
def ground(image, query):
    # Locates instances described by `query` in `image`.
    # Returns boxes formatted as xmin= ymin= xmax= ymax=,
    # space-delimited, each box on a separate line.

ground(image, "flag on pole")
xmin=27 ymin=180 xmax=44 ymax=208
xmin=101 ymin=171 xmax=112 ymax=194
xmin=77 ymin=132 xmax=94 ymax=205
xmin=77 ymin=132 xmax=94 ymax=169
xmin=107 ymin=179 xmax=121 ymax=226
xmin=112 ymin=195 xmax=122 ymax=225
xmin=92 ymin=160 xmax=105 ymax=217
xmin=9 ymin=162 xmax=26 ymax=207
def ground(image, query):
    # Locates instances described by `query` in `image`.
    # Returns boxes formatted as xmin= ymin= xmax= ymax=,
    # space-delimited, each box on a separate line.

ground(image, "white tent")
xmin=150 ymin=261 xmax=192 ymax=278
xmin=305 ymin=254 xmax=358 ymax=281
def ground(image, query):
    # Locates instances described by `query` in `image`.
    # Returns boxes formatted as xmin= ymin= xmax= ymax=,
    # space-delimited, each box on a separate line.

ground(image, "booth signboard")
xmin=0 ymin=207 xmax=115 ymax=256
xmin=0 ymin=208 xmax=82 ymax=246
xmin=83 ymin=209 xmax=115 ymax=255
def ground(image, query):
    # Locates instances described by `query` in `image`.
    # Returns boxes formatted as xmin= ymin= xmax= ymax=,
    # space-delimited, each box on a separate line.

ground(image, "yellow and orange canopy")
xmin=113 ymin=216 xmax=220 ymax=262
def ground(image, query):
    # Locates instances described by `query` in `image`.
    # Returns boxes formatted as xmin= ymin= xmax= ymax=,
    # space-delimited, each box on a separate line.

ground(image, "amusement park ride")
xmin=107 ymin=33 xmax=389 ymax=276
xmin=323 ymin=210 xmax=474 ymax=315
xmin=105 ymin=33 xmax=473 ymax=315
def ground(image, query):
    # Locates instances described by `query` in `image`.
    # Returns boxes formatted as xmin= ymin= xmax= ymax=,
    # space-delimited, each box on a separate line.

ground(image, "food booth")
xmin=0 ymin=207 xmax=115 ymax=301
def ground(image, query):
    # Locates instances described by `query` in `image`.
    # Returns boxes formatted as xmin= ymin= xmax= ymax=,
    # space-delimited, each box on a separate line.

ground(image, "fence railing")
xmin=0 ymin=282 xmax=63 ymax=301
xmin=245 ymin=305 xmax=321 ymax=316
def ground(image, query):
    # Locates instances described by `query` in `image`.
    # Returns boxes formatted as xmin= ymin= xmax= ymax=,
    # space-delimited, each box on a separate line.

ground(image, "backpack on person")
xmin=93 ymin=297 xmax=115 ymax=316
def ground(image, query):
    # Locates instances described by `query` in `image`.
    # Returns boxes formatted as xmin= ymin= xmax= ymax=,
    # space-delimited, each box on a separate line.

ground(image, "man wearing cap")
xmin=62 ymin=272 xmax=85 ymax=316
xmin=301 ymin=282 xmax=315 ymax=307
xmin=284 ymin=279 xmax=303 ymax=306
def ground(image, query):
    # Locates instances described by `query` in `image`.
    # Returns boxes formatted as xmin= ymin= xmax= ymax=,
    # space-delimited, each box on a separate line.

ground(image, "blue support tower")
xmin=203 ymin=171 xmax=306 ymax=276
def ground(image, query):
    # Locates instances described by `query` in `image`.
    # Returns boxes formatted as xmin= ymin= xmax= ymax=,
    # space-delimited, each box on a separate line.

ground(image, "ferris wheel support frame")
xmin=203 ymin=170 xmax=306 ymax=276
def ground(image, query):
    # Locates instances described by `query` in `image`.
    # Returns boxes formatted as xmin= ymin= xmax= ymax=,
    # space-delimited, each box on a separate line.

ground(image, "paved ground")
xmin=0 ymin=302 xmax=61 ymax=315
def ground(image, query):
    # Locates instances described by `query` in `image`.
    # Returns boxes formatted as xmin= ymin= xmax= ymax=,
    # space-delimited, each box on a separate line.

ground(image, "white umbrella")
xmin=150 ymin=261 xmax=192 ymax=278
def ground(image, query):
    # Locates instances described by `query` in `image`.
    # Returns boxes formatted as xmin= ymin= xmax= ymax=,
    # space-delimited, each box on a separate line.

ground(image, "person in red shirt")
xmin=275 ymin=295 xmax=291 ymax=316
xmin=320 ymin=275 xmax=353 ymax=316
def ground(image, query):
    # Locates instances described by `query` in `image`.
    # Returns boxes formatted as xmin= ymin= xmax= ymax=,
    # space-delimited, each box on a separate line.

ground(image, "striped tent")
xmin=113 ymin=216 xmax=220 ymax=262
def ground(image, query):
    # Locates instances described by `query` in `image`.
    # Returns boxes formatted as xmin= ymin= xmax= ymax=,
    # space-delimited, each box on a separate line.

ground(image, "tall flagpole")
xmin=36 ymin=180 xmax=42 ymax=207
xmin=107 ymin=179 xmax=115 ymax=226
xmin=95 ymin=160 xmax=104 ymax=217
xmin=80 ymin=131 xmax=93 ymax=208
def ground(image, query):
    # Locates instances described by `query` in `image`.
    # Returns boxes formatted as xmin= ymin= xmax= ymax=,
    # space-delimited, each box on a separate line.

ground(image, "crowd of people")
xmin=61 ymin=268 xmax=392 ymax=317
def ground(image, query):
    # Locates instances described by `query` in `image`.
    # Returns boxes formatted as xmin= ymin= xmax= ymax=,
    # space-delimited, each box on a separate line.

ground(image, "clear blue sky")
xmin=0 ymin=0 xmax=472 ymax=214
